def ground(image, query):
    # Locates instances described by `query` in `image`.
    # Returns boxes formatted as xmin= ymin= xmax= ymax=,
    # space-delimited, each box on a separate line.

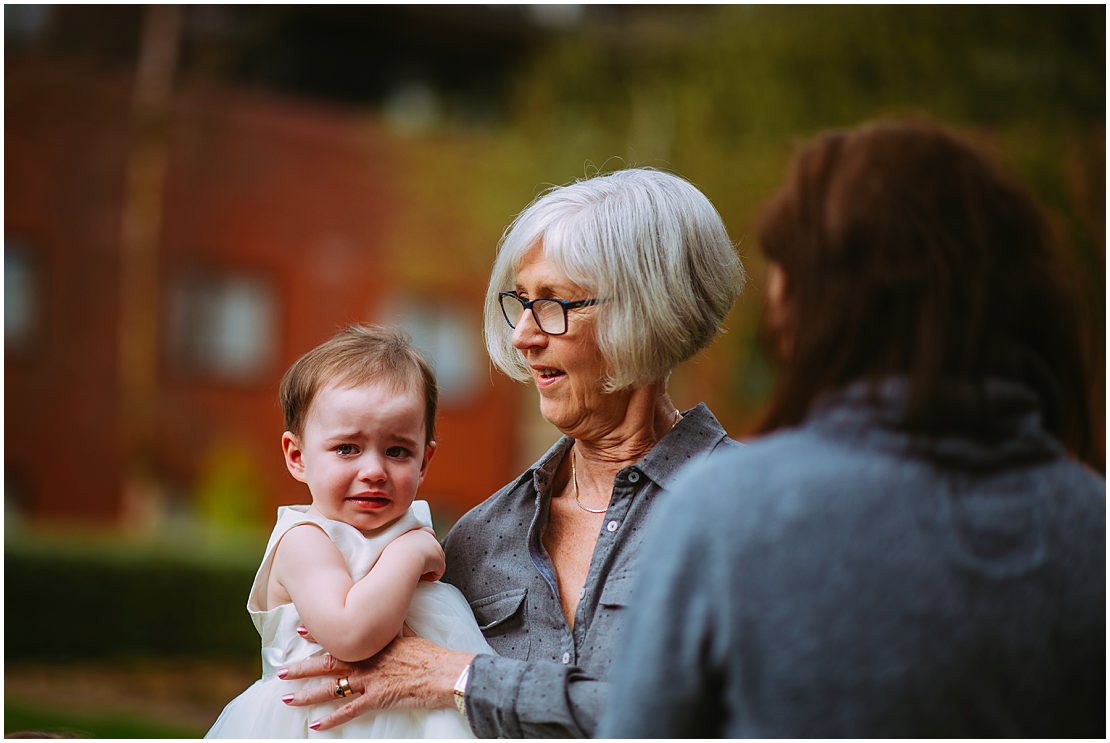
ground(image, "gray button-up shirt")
xmin=442 ymin=403 xmax=738 ymax=738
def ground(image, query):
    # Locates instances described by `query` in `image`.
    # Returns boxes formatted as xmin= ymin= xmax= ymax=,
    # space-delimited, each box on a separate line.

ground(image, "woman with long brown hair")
xmin=602 ymin=120 xmax=1104 ymax=738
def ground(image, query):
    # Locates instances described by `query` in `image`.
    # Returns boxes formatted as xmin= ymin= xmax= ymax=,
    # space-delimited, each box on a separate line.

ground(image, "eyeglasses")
xmin=498 ymin=291 xmax=599 ymax=336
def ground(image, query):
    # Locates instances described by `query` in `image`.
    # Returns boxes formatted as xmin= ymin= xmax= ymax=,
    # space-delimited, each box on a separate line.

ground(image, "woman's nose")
xmin=511 ymin=308 xmax=547 ymax=350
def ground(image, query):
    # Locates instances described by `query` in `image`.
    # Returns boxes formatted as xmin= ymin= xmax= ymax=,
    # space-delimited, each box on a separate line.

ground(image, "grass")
xmin=4 ymin=659 xmax=258 ymax=739
xmin=5 ymin=697 xmax=206 ymax=738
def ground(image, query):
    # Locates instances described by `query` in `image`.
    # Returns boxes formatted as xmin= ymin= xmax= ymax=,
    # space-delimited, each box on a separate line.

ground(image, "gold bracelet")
xmin=452 ymin=663 xmax=471 ymax=720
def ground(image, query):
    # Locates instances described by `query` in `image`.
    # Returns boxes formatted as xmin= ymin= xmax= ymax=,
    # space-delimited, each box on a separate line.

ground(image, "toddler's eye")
xmin=335 ymin=444 xmax=358 ymax=457
xmin=386 ymin=446 xmax=411 ymax=459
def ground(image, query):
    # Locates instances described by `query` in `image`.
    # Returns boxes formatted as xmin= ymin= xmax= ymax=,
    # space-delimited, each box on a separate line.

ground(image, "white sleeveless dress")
xmin=206 ymin=501 xmax=492 ymax=739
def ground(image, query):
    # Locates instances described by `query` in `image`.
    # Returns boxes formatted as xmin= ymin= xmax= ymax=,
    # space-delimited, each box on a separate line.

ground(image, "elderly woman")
xmin=601 ymin=121 xmax=1105 ymax=737
xmin=282 ymin=167 xmax=745 ymax=736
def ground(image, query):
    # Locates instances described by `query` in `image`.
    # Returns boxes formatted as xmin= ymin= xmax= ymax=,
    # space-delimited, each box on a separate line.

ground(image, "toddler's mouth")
xmin=348 ymin=495 xmax=390 ymax=507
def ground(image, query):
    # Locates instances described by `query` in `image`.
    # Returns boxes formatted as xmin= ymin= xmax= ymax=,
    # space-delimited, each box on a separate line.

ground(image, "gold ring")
xmin=335 ymin=677 xmax=353 ymax=698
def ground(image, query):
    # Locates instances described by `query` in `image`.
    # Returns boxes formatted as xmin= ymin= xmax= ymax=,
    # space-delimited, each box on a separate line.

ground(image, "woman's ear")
xmin=282 ymin=432 xmax=308 ymax=483
xmin=766 ymin=262 xmax=794 ymax=360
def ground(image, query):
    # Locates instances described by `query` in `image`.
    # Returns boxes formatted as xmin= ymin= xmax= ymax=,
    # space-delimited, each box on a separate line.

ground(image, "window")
xmin=385 ymin=299 xmax=481 ymax=404
xmin=4 ymin=5 xmax=51 ymax=48
xmin=5 ymin=239 xmax=39 ymax=350
xmin=170 ymin=272 xmax=276 ymax=382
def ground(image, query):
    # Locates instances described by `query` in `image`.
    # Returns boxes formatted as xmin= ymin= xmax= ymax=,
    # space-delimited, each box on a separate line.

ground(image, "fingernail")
xmin=282 ymin=694 xmax=295 ymax=705
xmin=277 ymin=668 xmax=288 ymax=679
xmin=309 ymin=721 xmax=321 ymax=730
xmin=296 ymin=625 xmax=308 ymax=636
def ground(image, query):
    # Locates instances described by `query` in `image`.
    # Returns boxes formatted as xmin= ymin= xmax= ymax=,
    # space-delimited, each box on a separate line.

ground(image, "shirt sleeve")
xmin=465 ymin=652 xmax=605 ymax=738
xmin=598 ymin=465 xmax=729 ymax=738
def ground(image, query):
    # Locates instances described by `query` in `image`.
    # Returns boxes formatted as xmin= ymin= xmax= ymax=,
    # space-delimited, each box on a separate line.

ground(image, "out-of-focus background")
xmin=5 ymin=4 xmax=1104 ymax=737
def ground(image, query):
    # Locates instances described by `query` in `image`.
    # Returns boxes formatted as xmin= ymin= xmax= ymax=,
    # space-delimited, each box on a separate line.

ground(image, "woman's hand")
xmin=279 ymin=637 xmax=474 ymax=731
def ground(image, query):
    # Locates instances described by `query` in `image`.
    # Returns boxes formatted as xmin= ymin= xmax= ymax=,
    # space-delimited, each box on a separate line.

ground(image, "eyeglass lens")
xmin=500 ymin=295 xmax=568 ymax=335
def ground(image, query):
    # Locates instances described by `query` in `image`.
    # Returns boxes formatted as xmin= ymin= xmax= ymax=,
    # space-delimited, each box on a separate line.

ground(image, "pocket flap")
xmin=598 ymin=572 xmax=635 ymax=608
xmin=470 ymin=588 xmax=527 ymax=632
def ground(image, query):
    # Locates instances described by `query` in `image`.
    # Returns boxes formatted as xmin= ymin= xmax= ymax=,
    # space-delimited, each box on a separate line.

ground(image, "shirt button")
xmin=627 ymin=471 xmax=640 ymax=483
xmin=606 ymin=520 xmax=619 ymax=533
xmin=561 ymin=652 xmax=571 ymax=664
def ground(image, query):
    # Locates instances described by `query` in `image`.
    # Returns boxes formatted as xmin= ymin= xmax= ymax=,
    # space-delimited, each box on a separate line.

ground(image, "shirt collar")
xmin=524 ymin=402 xmax=732 ymax=494
xmin=637 ymin=402 xmax=732 ymax=490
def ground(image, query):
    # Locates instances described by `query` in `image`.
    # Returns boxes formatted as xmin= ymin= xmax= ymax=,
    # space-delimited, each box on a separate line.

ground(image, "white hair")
xmin=484 ymin=167 xmax=745 ymax=391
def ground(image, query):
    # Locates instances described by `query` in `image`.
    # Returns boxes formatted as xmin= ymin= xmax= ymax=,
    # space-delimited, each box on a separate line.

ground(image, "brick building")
xmin=5 ymin=58 xmax=522 ymax=531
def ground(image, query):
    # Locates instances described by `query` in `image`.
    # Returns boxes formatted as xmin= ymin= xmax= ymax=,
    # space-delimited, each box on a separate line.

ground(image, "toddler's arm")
xmin=272 ymin=525 xmax=445 ymax=662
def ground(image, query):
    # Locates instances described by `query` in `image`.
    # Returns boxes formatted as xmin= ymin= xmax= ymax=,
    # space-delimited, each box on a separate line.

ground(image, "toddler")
xmin=207 ymin=324 xmax=492 ymax=738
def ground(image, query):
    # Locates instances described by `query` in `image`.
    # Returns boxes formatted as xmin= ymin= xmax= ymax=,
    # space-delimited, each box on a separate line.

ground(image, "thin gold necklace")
xmin=571 ymin=446 xmax=608 ymax=514
xmin=570 ymin=409 xmax=681 ymax=515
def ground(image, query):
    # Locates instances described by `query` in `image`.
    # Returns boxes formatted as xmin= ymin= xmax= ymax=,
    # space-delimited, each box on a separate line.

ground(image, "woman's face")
xmin=510 ymin=244 xmax=618 ymax=435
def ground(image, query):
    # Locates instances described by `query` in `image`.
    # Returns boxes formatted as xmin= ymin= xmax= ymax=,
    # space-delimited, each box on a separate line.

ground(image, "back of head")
xmin=757 ymin=119 xmax=1094 ymax=463
xmin=485 ymin=167 xmax=745 ymax=390
xmin=280 ymin=324 xmax=438 ymax=444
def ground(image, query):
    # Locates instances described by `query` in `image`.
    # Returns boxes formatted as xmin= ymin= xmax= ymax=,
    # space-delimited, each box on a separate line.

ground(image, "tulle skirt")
xmin=205 ymin=677 xmax=473 ymax=739
xmin=206 ymin=581 xmax=491 ymax=739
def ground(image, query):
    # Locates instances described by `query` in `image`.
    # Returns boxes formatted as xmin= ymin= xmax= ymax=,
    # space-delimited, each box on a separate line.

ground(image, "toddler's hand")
xmin=390 ymin=529 xmax=446 ymax=582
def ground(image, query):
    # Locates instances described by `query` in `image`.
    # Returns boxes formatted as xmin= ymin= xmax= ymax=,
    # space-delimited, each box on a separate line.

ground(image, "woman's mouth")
xmin=533 ymin=366 xmax=566 ymax=387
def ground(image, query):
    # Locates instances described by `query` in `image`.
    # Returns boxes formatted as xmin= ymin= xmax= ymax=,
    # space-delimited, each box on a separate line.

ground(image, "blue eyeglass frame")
xmin=498 ymin=291 xmax=599 ymax=336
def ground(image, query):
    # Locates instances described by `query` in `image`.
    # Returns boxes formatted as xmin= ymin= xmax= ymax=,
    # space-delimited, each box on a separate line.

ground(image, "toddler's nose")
xmin=358 ymin=454 xmax=387 ymax=482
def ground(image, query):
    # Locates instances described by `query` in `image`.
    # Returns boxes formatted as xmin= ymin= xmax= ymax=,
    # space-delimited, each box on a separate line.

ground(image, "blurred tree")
xmin=6 ymin=3 xmax=1102 ymax=458
xmin=488 ymin=4 xmax=1104 ymax=439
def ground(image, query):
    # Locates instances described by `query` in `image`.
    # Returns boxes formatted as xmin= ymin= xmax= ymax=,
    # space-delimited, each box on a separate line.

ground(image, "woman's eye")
xmin=386 ymin=446 xmax=411 ymax=459
xmin=335 ymin=444 xmax=358 ymax=457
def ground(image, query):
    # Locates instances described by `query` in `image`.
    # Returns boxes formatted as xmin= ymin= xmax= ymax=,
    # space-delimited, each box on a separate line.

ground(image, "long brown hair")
xmin=757 ymin=119 xmax=1096 ymax=466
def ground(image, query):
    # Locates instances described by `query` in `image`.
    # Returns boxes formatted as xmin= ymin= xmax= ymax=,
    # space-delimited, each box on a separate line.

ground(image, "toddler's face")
xmin=283 ymin=379 xmax=434 ymax=534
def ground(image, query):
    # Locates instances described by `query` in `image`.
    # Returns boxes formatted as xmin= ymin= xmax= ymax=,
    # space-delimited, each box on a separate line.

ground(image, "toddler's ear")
xmin=282 ymin=432 xmax=308 ymax=483
xmin=418 ymin=440 xmax=437 ymax=482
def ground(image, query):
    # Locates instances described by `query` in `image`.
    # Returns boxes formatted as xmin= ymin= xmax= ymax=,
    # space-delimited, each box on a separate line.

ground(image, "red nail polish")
xmin=309 ymin=721 xmax=321 ymax=730
xmin=277 ymin=668 xmax=288 ymax=679
xmin=296 ymin=625 xmax=308 ymax=636
xmin=282 ymin=694 xmax=295 ymax=705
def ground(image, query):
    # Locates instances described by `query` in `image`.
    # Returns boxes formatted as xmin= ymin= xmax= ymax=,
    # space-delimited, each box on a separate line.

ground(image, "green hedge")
xmin=6 ymin=533 xmax=263 ymax=662
xmin=6 ymin=699 xmax=206 ymax=739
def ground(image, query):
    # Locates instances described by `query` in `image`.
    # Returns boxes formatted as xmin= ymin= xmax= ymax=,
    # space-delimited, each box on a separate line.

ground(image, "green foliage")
xmin=381 ymin=5 xmax=1103 ymax=438
xmin=501 ymin=5 xmax=1105 ymax=433
xmin=506 ymin=4 xmax=1105 ymax=240
xmin=5 ymin=535 xmax=261 ymax=662
xmin=511 ymin=6 xmax=1104 ymax=139
xmin=195 ymin=439 xmax=268 ymax=531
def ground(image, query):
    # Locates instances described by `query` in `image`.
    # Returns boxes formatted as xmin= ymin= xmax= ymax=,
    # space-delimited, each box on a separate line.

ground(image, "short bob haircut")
xmin=279 ymin=323 xmax=438 ymax=445
xmin=484 ymin=167 xmax=745 ymax=391
xmin=757 ymin=119 xmax=1097 ymax=467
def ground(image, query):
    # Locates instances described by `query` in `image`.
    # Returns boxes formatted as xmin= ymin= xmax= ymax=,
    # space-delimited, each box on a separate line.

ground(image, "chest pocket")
xmin=470 ymin=588 xmax=530 ymax=660
xmin=586 ymin=572 xmax=637 ymax=676
xmin=598 ymin=571 xmax=635 ymax=608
